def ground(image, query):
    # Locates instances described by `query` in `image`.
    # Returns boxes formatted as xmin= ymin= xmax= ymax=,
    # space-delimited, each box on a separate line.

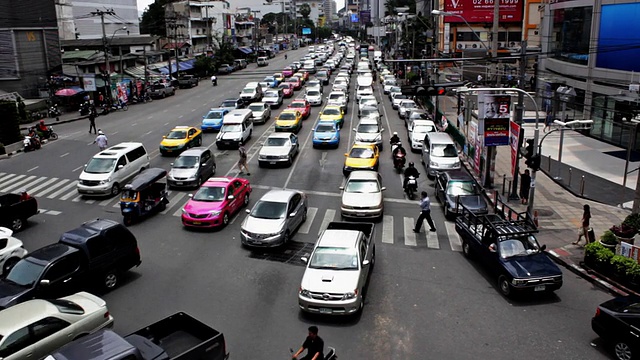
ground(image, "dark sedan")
xmin=435 ymin=170 xmax=488 ymax=219
xmin=592 ymin=295 xmax=640 ymax=360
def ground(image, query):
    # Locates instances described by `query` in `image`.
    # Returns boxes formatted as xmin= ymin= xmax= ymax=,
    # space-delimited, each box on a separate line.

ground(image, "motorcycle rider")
xmin=36 ymin=119 xmax=48 ymax=138
xmin=292 ymin=326 xmax=324 ymax=360
xmin=389 ymin=131 xmax=401 ymax=145
xmin=403 ymin=162 xmax=420 ymax=190
xmin=211 ymin=75 xmax=217 ymax=86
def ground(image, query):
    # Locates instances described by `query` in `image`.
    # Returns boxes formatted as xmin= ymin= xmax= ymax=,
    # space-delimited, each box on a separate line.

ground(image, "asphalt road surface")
xmin=1 ymin=47 xmax=616 ymax=360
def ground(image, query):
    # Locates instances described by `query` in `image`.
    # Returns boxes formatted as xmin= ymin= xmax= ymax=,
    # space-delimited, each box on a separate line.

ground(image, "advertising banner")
xmin=481 ymin=93 xmax=511 ymax=146
xmin=302 ymin=27 xmax=311 ymax=35
xmin=484 ymin=118 xmax=510 ymax=146
xmin=360 ymin=10 xmax=371 ymax=23
xmin=474 ymin=135 xmax=482 ymax=175
xmin=444 ymin=0 xmax=524 ymax=23
xmin=510 ymin=121 xmax=520 ymax=176
xmin=350 ymin=13 xmax=359 ymax=23
xmin=82 ymin=75 xmax=96 ymax=92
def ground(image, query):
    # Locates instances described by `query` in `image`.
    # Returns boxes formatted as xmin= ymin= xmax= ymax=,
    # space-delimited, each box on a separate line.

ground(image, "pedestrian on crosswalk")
xmin=93 ymin=130 xmax=108 ymax=151
xmin=237 ymin=144 xmax=250 ymax=176
xmin=413 ymin=191 xmax=436 ymax=233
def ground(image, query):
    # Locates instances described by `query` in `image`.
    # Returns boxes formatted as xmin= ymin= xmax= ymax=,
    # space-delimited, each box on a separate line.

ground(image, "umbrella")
xmin=55 ymin=86 xmax=85 ymax=96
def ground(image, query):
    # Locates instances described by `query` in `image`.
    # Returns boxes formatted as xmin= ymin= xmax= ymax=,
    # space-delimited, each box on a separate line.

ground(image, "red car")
xmin=181 ymin=176 xmax=252 ymax=228
xmin=278 ymin=83 xmax=294 ymax=98
xmin=286 ymin=77 xmax=302 ymax=90
xmin=288 ymin=99 xmax=311 ymax=119
xmin=298 ymin=70 xmax=310 ymax=82
xmin=282 ymin=67 xmax=294 ymax=77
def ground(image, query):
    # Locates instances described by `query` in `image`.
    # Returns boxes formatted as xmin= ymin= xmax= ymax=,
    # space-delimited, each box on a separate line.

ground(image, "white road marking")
xmin=85 ymin=199 xmax=96 ymax=204
xmin=62 ymin=190 xmax=81 ymax=201
xmin=318 ymin=209 xmax=336 ymax=236
xmin=144 ymin=131 xmax=153 ymax=135
xmin=164 ymin=122 xmax=170 ymax=126
xmin=131 ymin=123 xmax=138 ymax=126
xmin=445 ymin=221 xmax=462 ymax=252
xmin=191 ymin=109 xmax=196 ymax=112
xmin=404 ymin=217 xmax=417 ymax=246
xmin=46 ymin=210 xmax=62 ymax=215
xmin=298 ymin=207 xmax=317 ymax=234
xmin=179 ymin=115 xmax=184 ymax=118
xmin=163 ymin=109 xmax=168 ymax=112
xmin=27 ymin=166 xmax=38 ymax=172
xmin=2 ymin=175 xmax=38 ymax=193
xmin=382 ymin=215 xmax=394 ymax=244
xmin=99 ymin=197 xmax=119 ymax=207
xmin=162 ymin=193 xmax=186 ymax=214
xmin=0 ymin=174 xmax=20 ymax=186
xmin=427 ymin=229 xmax=440 ymax=249
xmin=47 ymin=181 xmax=77 ymax=199
xmin=60 ymin=152 xmax=69 ymax=158
xmin=72 ymin=166 xmax=84 ymax=172
xmin=147 ymin=116 xmax=153 ymax=119
xmin=26 ymin=177 xmax=58 ymax=195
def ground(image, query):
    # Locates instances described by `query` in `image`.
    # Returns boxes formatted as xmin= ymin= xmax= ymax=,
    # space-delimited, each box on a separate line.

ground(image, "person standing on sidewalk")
xmin=543 ymin=112 xmax=554 ymax=133
xmin=93 ymin=130 xmax=108 ymax=151
xmin=573 ymin=204 xmax=592 ymax=245
xmin=413 ymin=191 xmax=436 ymax=233
xmin=237 ymin=144 xmax=250 ymax=176
xmin=88 ymin=107 xmax=97 ymax=134
xmin=520 ymin=169 xmax=531 ymax=205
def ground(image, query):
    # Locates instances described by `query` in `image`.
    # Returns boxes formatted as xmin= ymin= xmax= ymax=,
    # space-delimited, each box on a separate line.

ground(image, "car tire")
xmin=196 ymin=137 xmax=202 ymax=146
xmin=104 ymin=272 xmax=119 ymax=290
xmin=162 ymin=92 xmax=166 ymax=99
xmin=195 ymin=176 xmax=202 ymax=189
xmin=111 ymin=183 xmax=120 ymax=196
xmin=243 ymin=193 xmax=250 ymax=207
xmin=222 ymin=212 xmax=229 ymax=227
xmin=282 ymin=231 xmax=290 ymax=245
xmin=498 ymin=275 xmax=512 ymax=297
xmin=10 ymin=218 xmax=24 ymax=232
xmin=614 ymin=341 xmax=635 ymax=360
xmin=444 ymin=205 xmax=451 ymax=220
xmin=462 ymin=240 xmax=472 ymax=259
xmin=2 ymin=257 xmax=20 ymax=275
xmin=286 ymin=155 xmax=292 ymax=167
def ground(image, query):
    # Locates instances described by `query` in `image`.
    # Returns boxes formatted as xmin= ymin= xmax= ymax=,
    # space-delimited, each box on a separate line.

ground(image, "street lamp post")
xmin=455 ymin=86 xmax=540 ymax=218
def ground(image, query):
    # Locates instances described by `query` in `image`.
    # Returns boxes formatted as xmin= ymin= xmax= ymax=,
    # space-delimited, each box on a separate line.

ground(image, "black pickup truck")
xmin=48 ymin=312 xmax=229 ymax=360
xmin=0 ymin=193 xmax=39 ymax=232
xmin=0 ymin=218 xmax=141 ymax=309
xmin=455 ymin=199 xmax=563 ymax=297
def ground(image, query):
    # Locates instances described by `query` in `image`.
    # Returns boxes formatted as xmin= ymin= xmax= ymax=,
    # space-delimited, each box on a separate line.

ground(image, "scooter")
xmin=211 ymin=76 xmax=218 ymax=86
xmin=110 ymin=99 xmax=129 ymax=111
xmin=393 ymin=150 xmax=406 ymax=173
xmin=39 ymin=126 xmax=58 ymax=141
xmin=79 ymin=102 xmax=90 ymax=116
xmin=404 ymin=175 xmax=418 ymax=200
xmin=23 ymin=135 xmax=41 ymax=152
xmin=48 ymin=104 xmax=61 ymax=118
xmin=290 ymin=347 xmax=337 ymax=360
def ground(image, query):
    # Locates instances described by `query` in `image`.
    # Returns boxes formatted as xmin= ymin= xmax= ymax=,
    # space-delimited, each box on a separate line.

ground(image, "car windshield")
xmin=384 ymin=80 xmax=396 ymax=85
xmin=361 ymin=99 xmax=376 ymax=106
xmin=5 ymin=259 xmax=45 ymax=287
xmin=309 ymin=247 xmax=359 ymax=270
xmin=329 ymin=94 xmax=343 ymax=100
xmin=205 ymin=111 xmax=223 ymax=119
xmin=193 ymin=186 xmax=226 ymax=202
xmin=278 ymin=85 xmax=289 ymax=90
xmin=345 ymin=179 xmax=380 ymax=193
xmin=357 ymin=86 xmax=371 ymax=91
xmin=250 ymin=200 xmax=287 ymax=219
xmin=499 ymin=237 xmax=541 ymax=258
xmin=222 ymin=101 xmax=237 ymax=107
xmin=307 ymin=90 xmax=320 ymax=96
xmin=279 ymin=112 xmax=296 ymax=120
xmin=290 ymin=77 xmax=300 ymax=82
xmin=308 ymin=81 xmax=320 ymax=86
xmin=390 ymin=86 xmax=401 ymax=92
xmin=265 ymin=91 xmax=279 ymax=97
xmin=413 ymin=125 xmax=434 ymax=134
xmin=173 ymin=156 xmax=199 ymax=169
xmin=394 ymin=95 xmax=408 ymax=100
xmin=85 ymin=158 xmax=116 ymax=174
xmin=266 ymin=137 xmax=288 ymax=146
xmin=433 ymin=144 xmax=458 ymax=157
xmin=166 ymin=130 xmax=187 ymax=139
xmin=290 ymin=102 xmax=306 ymax=108
xmin=357 ymin=124 xmax=379 ymax=133
xmin=152 ymin=84 xmax=166 ymax=90
xmin=361 ymin=109 xmax=379 ymax=118
xmin=401 ymin=101 xmax=416 ymax=108
xmin=317 ymin=71 xmax=328 ymax=77
xmin=249 ymin=104 xmax=265 ymax=112
xmin=242 ymin=88 xmax=255 ymax=94
xmin=446 ymin=180 xmax=476 ymax=196
xmin=323 ymin=108 xmax=341 ymax=116
xmin=221 ymin=124 xmax=241 ymax=132
xmin=349 ymin=148 xmax=375 ymax=158
xmin=316 ymin=124 xmax=336 ymax=132
xmin=264 ymin=77 xmax=275 ymax=82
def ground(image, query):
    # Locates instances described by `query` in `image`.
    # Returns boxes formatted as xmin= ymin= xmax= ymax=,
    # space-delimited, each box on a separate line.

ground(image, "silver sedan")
xmin=258 ymin=133 xmax=299 ymax=168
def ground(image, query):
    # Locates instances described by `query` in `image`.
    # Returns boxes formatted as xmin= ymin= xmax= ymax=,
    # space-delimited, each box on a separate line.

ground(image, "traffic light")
xmin=529 ymin=154 xmax=541 ymax=171
xmin=523 ymin=139 xmax=534 ymax=167
xmin=401 ymin=85 xmax=447 ymax=96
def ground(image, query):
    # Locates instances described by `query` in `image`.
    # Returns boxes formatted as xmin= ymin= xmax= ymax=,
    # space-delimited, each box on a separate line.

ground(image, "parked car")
xmin=148 ymin=83 xmax=175 ymax=99
xmin=178 ymin=75 xmax=199 ymax=88
xmin=218 ymin=64 xmax=234 ymax=74
xmin=0 ymin=227 xmax=27 ymax=275
xmin=435 ymin=170 xmax=488 ymax=219
xmin=258 ymin=133 xmax=299 ymax=168
xmin=592 ymin=295 xmax=640 ymax=360
xmin=0 ymin=218 xmax=141 ymax=309
xmin=182 ymin=176 xmax=252 ymax=229
xmin=0 ymin=292 xmax=114 ymax=360
xmin=0 ymin=193 xmax=38 ymax=232
xmin=240 ymin=190 xmax=307 ymax=247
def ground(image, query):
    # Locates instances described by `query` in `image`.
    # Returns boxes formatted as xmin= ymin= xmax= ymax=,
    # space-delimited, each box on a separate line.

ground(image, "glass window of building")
xmin=550 ymin=7 xmax=593 ymax=65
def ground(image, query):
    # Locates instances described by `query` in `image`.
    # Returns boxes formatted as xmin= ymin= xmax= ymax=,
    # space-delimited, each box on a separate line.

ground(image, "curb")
xmin=19 ymin=115 xmax=87 ymax=131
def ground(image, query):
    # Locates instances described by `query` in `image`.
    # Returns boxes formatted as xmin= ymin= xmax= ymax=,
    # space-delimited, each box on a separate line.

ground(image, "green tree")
xmin=317 ymin=26 xmax=332 ymax=40
xmin=140 ymin=0 xmax=168 ymax=36
xmin=194 ymin=55 xmax=215 ymax=77
xmin=299 ymin=3 xmax=311 ymax=19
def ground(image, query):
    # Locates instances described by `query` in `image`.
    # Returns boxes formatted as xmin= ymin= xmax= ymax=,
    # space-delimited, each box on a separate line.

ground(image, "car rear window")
xmin=48 ymin=299 xmax=85 ymax=315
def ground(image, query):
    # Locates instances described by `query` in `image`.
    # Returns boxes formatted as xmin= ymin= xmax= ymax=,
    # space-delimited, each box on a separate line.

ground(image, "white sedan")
xmin=0 ymin=227 xmax=27 ymax=276
xmin=340 ymin=171 xmax=385 ymax=219
xmin=0 ymin=292 xmax=113 ymax=360
xmin=305 ymin=89 xmax=323 ymax=106
xmin=258 ymin=133 xmax=300 ymax=167
xmin=358 ymin=95 xmax=378 ymax=114
xmin=247 ymin=102 xmax=271 ymax=124
xmin=398 ymin=99 xmax=418 ymax=119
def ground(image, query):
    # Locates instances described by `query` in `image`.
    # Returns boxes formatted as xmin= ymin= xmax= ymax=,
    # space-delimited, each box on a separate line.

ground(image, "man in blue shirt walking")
xmin=413 ymin=191 xmax=436 ymax=233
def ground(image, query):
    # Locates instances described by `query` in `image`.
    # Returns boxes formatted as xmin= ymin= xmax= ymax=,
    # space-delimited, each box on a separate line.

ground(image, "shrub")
xmin=601 ymin=230 xmax=619 ymax=245
xmin=611 ymin=224 xmax=637 ymax=238
xmin=595 ymin=245 xmax=614 ymax=265
xmin=627 ymin=263 xmax=640 ymax=282
xmin=611 ymin=255 xmax=637 ymax=274
xmin=585 ymin=241 xmax=604 ymax=257
xmin=623 ymin=213 xmax=640 ymax=234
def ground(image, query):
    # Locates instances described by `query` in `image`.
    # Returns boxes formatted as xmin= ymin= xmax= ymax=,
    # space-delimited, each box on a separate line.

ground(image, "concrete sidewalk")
xmin=440 ymin=95 xmax=636 ymax=296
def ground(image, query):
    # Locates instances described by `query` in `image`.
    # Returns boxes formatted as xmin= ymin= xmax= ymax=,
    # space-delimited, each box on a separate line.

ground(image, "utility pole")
xmin=491 ymin=0 xmax=499 ymax=85
xmin=92 ymin=9 xmax=116 ymax=103
xmin=166 ymin=17 xmax=185 ymax=80
xmin=509 ymin=40 xmax=528 ymax=200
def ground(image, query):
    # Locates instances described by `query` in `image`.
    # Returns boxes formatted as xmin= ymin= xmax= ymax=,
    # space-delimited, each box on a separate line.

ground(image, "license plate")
xmin=319 ymin=308 xmax=332 ymax=314
xmin=270 ymin=161 xmax=276 ymax=165
xmin=192 ymin=221 xmax=201 ymax=225
xmin=534 ymin=285 xmax=546 ymax=292
xmin=252 ymin=240 xmax=263 ymax=245
xmin=356 ymin=213 xmax=366 ymax=217
xmin=166 ymin=150 xmax=172 ymax=152
xmin=224 ymin=142 xmax=231 ymax=145
xmin=176 ymin=182 xmax=183 ymax=185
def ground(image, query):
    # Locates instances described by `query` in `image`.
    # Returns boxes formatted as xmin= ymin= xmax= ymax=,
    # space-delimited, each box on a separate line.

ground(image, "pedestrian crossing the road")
xmin=0 ymin=172 xmax=462 ymax=251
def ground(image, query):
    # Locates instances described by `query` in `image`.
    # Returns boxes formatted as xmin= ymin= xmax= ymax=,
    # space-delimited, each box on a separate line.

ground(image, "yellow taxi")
xmin=293 ymin=72 xmax=308 ymax=83
xmin=273 ymin=72 xmax=285 ymax=83
xmin=275 ymin=109 xmax=303 ymax=133
xmin=159 ymin=125 xmax=203 ymax=155
xmin=343 ymin=143 xmax=380 ymax=176
xmin=319 ymin=105 xmax=345 ymax=128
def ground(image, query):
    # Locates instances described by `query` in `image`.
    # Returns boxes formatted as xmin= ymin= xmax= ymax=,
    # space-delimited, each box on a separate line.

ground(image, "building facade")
xmin=166 ymin=0 xmax=231 ymax=54
xmin=71 ymin=0 xmax=140 ymax=40
xmin=540 ymin=0 xmax=640 ymax=149
xmin=295 ymin=0 xmax=325 ymax=25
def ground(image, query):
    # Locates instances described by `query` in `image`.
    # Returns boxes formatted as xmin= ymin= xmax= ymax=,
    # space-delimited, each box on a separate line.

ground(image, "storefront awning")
xmin=238 ymin=47 xmax=253 ymax=54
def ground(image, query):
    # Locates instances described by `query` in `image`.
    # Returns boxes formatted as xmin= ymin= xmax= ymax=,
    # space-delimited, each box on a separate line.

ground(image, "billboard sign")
xmin=350 ymin=13 xmax=359 ymax=23
xmin=443 ymin=0 xmax=524 ymax=23
xmin=482 ymin=93 xmax=511 ymax=146
xmin=360 ymin=10 xmax=371 ymax=23
xmin=302 ymin=27 xmax=311 ymax=35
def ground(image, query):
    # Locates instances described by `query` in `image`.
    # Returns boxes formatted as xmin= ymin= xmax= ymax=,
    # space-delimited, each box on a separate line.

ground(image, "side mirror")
xmin=381 ymin=187 xmax=387 ymax=191
xmin=352 ymin=128 xmax=357 ymax=132
xmin=170 ymin=163 xmax=174 ymax=166
xmin=227 ymin=195 xmax=235 ymax=200
xmin=188 ymin=194 xmax=193 ymax=198
xmin=162 ymin=135 xmax=167 ymax=139
xmin=39 ymin=279 xmax=50 ymax=286
xmin=245 ymin=209 xmax=251 ymax=214
xmin=117 ymin=165 xmax=124 ymax=169
xmin=540 ymin=244 xmax=547 ymax=251
xmin=381 ymin=128 xmax=385 ymax=132
xmin=301 ymin=256 xmax=308 ymax=263
xmin=344 ymin=153 xmax=349 ymax=157
xmin=362 ymin=259 xmax=370 ymax=266
xmin=339 ymin=186 xmax=344 ymax=190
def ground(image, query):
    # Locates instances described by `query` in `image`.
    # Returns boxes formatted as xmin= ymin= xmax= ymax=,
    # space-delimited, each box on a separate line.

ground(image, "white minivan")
xmin=216 ymin=109 xmax=253 ymax=149
xmin=421 ymin=132 xmax=461 ymax=178
xmin=77 ymin=142 xmax=150 ymax=196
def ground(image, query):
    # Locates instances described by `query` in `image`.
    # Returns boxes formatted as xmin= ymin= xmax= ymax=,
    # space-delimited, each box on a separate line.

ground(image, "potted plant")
xmin=623 ymin=213 xmax=640 ymax=235
xmin=600 ymin=230 xmax=619 ymax=249
xmin=610 ymin=223 xmax=637 ymax=243
xmin=627 ymin=262 xmax=640 ymax=286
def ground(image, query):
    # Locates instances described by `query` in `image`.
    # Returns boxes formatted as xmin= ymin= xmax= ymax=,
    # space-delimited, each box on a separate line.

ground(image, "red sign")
xmin=510 ymin=121 xmax=520 ymax=176
xmin=444 ymin=0 xmax=524 ymax=23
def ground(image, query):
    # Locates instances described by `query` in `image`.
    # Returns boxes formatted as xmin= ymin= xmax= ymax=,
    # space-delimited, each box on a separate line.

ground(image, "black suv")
xmin=0 ymin=219 xmax=141 ymax=309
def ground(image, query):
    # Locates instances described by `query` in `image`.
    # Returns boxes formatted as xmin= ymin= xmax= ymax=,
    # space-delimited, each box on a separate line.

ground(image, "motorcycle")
xmin=48 ymin=104 xmax=61 ymax=118
xmin=211 ymin=76 xmax=218 ymax=86
xmin=404 ymin=175 xmax=418 ymax=200
xmin=393 ymin=150 xmax=406 ymax=173
xmin=23 ymin=134 xmax=41 ymax=152
xmin=290 ymin=347 xmax=336 ymax=360
xmin=110 ymin=99 xmax=129 ymax=111
xmin=100 ymin=103 xmax=110 ymax=115
xmin=38 ymin=126 xmax=58 ymax=141
xmin=79 ymin=102 xmax=90 ymax=116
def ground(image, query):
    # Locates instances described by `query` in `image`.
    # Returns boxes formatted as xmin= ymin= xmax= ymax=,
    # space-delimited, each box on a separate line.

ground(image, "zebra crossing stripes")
xmin=298 ymin=207 xmax=317 ymax=234
xmin=381 ymin=215 xmax=393 ymax=244
xmin=318 ymin=209 xmax=336 ymax=236
xmin=34 ymin=179 xmax=70 ymax=197
xmin=163 ymin=192 xmax=186 ymax=215
xmin=47 ymin=181 xmax=77 ymax=199
xmin=445 ymin=221 xmax=462 ymax=252
xmin=403 ymin=217 xmax=417 ymax=246
xmin=25 ymin=177 xmax=59 ymax=196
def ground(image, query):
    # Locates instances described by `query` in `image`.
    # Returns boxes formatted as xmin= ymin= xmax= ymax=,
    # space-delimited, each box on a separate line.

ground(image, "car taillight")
xmin=104 ymin=311 xmax=110 ymax=318
xmin=594 ymin=308 xmax=601 ymax=317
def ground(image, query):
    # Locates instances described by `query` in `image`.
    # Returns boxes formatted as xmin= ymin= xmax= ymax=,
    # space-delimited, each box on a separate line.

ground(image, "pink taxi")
xmin=181 ymin=176 xmax=252 ymax=228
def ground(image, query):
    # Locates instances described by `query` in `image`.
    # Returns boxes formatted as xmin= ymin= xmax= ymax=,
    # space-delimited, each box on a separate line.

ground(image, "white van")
xmin=216 ymin=109 xmax=253 ymax=149
xmin=421 ymin=132 xmax=461 ymax=178
xmin=77 ymin=142 xmax=150 ymax=196
xmin=373 ymin=50 xmax=382 ymax=62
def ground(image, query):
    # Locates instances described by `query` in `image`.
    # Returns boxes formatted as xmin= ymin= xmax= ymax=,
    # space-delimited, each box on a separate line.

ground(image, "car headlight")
xmin=279 ymin=154 xmax=290 ymax=159
xmin=99 ymin=178 xmax=111 ymax=185
xmin=342 ymin=290 xmax=358 ymax=300
xmin=234 ymin=137 xmax=242 ymax=141
xmin=374 ymin=134 xmax=382 ymax=141
xmin=330 ymin=134 xmax=338 ymax=140
xmin=181 ymin=208 xmax=187 ymax=214
xmin=209 ymin=210 xmax=221 ymax=216
xmin=300 ymin=288 xmax=311 ymax=298
xmin=512 ymin=278 xmax=527 ymax=286
xmin=430 ymin=161 xmax=439 ymax=167
xmin=453 ymin=160 xmax=461 ymax=167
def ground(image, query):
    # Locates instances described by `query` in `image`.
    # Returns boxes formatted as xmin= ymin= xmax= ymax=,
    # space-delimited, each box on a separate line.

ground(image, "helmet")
xmin=98 ymin=130 xmax=104 ymax=135
xmin=408 ymin=162 xmax=415 ymax=167
xmin=393 ymin=131 xmax=398 ymax=135
xmin=39 ymin=119 xmax=45 ymax=124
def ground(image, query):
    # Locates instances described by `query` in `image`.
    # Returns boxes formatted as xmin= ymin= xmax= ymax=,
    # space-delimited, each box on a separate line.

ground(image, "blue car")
xmin=312 ymin=121 xmax=340 ymax=148
xmin=201 ymin=108 xmax=229 ymax=132
xmin=263 ymin=76 xmax=279 ymax=88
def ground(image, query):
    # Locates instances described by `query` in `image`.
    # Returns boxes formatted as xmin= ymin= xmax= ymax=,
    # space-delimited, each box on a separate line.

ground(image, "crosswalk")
xmin=0 ymin=171 xmax=462 ymax=250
